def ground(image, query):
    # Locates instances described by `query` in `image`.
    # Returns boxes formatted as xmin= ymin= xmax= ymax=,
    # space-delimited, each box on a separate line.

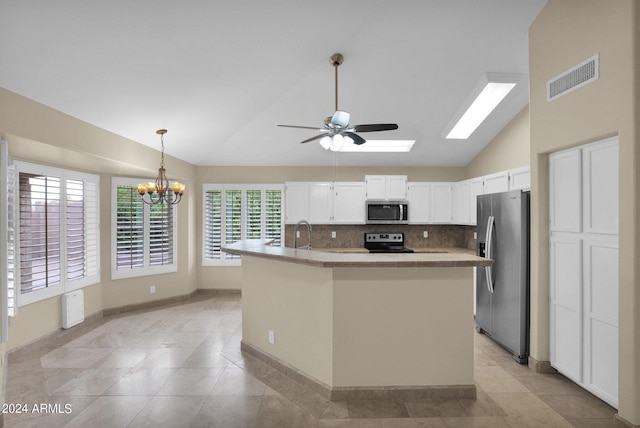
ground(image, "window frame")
xmin=15 ymin=161 xmax=100 ymax=306
xmin=202 ymin=184 xmax=284 ymax=266
xmin=111 ymin=177 xmax=178 ymax=280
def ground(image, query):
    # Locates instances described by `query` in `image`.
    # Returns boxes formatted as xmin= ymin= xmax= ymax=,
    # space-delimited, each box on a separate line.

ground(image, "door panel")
xmin=550 ymin=237 xmax=582 ymax=381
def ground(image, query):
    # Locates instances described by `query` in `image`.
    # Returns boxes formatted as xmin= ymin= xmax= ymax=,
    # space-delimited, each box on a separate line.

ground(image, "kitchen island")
xmin=222 ymin=240 xmax=492 ymax=401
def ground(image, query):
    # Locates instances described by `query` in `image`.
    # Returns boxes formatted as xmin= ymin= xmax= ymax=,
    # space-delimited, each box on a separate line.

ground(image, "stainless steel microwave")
xmin=366 ymin=200 xmax=409 ymax=224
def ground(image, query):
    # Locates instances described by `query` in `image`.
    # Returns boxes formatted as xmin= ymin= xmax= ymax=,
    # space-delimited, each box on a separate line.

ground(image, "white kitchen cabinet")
xmin=549 ymin=137 xmax=619 ymax=408
xmin=407 ymin=182 xmax=430 ymax=224
xmin=308 ymin=182 xmax=333 ymax=224
xmin=364 ymin=175 xmax=407 ymax=200
xmin=509 ymin=166 xmax=531 ymax=191
xmin=469 ymin=178 xmax=484 ymax=225
xmin=454 ymin=180 xmax=471 ymax=224
xmin=286 ymin=181 xmax=365 ymax=224
xmin=285 ymin=182 xmax=309 ymax=224
xmin=285 ymin=182 xmax=333 ymax=224
xmin=483 ymin=171 xmax=510 ymax=195
xmin=429 ymin=182 xmax=454 ymax=223
xmin=333 ymin=182 xmax=365 ymax=224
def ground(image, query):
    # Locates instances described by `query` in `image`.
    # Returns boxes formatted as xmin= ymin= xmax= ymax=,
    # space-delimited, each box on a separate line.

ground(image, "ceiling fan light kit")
xmin=278 ymin=53 xmax=400 ymax=152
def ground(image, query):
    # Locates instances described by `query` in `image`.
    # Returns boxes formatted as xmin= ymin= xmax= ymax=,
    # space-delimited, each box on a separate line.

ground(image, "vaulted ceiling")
xmin=0 ymin=0 xmax=546 ymax=167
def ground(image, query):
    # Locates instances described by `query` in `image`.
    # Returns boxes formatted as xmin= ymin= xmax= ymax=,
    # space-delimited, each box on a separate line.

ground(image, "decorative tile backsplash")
xmin=284 ymin=224 xmax=477 ymax=250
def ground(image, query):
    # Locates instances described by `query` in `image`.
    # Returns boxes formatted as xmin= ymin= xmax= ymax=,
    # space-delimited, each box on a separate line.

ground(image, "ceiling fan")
xmin=278 ymin=53 xmax=398 ymax=151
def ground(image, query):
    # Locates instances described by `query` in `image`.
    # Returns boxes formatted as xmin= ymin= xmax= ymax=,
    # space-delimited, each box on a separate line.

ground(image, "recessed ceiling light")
xmin=444 ymin=73 xmax=522 ymax=140
xmin=340 ymin=140 xmax=415 ymax=153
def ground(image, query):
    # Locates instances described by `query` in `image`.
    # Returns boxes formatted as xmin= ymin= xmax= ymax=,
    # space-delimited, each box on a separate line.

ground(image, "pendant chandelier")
xmin=136 ymin=129 xmax=185 ymax=205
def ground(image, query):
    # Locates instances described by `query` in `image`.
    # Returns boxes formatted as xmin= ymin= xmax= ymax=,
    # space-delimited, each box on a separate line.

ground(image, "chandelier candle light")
xmin=136 ymin=129 xmax=185 ymax=205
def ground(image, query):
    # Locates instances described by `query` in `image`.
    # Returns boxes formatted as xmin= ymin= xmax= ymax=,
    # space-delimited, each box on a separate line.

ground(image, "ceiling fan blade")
xmin=330 ymin=110 xmax=350 ymax=128
xmin=278 ymin=124 xmax=323 ymax=130
xmin=352 ymin=123 xmax=399 ymax=132
xmin=299 ymin=134 xmax=328 ymax=144
xmin=344 ymin=132 xmax=366 ymax=145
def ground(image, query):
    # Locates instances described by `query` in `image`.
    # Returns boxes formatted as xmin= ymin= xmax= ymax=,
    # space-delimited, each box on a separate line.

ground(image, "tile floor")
xmin=5 ymin=294 xmax=617 ymax=427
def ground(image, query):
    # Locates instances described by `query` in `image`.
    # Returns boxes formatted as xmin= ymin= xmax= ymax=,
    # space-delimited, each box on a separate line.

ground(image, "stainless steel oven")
xmin=365 ymin=200 xmax=409 ymax=224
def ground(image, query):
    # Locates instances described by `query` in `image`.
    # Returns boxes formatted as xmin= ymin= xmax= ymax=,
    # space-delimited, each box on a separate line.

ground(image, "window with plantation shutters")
xmin=203 ymin=184 xmax=284 ymax=266
xmin=1 ymin=140 xmax=18 ymax=342
xmin=111 ymin=177 xmax=177 ymax=279
xmin=115 ymin=185 xmax=144 ymax=270
xmin=13 ymin=161 xmax=100 ymax=306
xmin=19 ymin=173 xmax=62 ymax=293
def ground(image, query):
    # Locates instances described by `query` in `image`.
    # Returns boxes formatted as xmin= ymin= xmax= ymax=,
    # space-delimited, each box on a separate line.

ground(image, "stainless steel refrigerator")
xmin=476 ymin=190 xmax=530 ymax=363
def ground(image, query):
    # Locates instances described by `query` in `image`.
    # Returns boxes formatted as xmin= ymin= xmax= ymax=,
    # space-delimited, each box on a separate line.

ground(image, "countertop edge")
xmin=222 ymin=240 xmax=492 ymax=268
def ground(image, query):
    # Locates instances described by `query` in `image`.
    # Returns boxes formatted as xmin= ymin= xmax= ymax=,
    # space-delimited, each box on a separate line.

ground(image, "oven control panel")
xmin=364 ymin=233 xmax=405 ymax=243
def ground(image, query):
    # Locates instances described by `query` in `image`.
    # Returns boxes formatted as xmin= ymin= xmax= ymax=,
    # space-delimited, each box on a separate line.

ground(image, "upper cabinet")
xmin=308 ymin=182 xmax=333 ymax=224
xmin=285 ymin=182 xmax=332 ymax=224
xmin=456 ymin=166 xmax=531 ymax=226
xmin=407 ymin=182 xmax=431 ymax=224
xmin=333 ymin=182 xmax=365 ymax=224
xmin=285 ymin=181 xmax=365 ymax=225
xmin=454 ymin=180 xmax=471 ymax=225
xmin=483 ymin=171 xmax=510 ymax=195
xmin=429 ymin=183 xmax=454 ymax=224
xmin=286 ymin=167 xmax=530 ymax=226
xmin=365 ymin=175 xmax=407 ymax=200
xmin=509 ymin=166 xmax=531 ymax=191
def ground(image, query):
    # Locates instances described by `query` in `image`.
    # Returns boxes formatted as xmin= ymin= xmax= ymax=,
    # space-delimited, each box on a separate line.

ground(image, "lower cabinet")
xmin=549 ymin=137 xmax=619 ymax=408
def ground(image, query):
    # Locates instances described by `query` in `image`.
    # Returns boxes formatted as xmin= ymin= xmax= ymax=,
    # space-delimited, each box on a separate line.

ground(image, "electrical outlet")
xmin=268 ymin=330 xmax=275 ymax=344
xmin=331 ymin=231 xmax=336 ymax=239
xmin=423 ymin=231 xmax=429 ymax=238
xmin=150 ymin=285 xmax=156 ymax=294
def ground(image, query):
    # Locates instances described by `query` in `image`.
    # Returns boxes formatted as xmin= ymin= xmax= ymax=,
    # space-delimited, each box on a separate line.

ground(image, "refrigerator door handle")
xmin=485 ymin=215 xmax=495 ymax=293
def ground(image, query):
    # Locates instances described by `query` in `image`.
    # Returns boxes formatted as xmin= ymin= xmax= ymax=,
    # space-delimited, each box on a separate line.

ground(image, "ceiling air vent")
xmin=547 ymin=54 xmax=599 ymax=102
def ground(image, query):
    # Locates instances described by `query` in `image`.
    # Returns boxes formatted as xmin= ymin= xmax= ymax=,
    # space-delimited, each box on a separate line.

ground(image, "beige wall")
xmin=529 ymin=1 xmax=639 ymax=424
xmin=0 ymin=87 xmax=199 ymax=350
xmin=465 ymin=106 xmax=530 ymax=179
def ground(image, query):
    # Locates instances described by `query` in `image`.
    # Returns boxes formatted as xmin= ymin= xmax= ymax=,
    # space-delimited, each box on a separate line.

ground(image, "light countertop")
xmin=222 ymin=240 xmax=491 ymax=268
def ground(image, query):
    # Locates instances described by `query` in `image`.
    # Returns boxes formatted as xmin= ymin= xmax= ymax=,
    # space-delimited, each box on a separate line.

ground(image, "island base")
xmin=241 ymin=340 xmax=476 ymax=402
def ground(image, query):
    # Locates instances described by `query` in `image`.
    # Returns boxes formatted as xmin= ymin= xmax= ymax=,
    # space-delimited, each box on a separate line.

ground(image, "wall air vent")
xmin=547 ymin=54 xmax=599 ymax=102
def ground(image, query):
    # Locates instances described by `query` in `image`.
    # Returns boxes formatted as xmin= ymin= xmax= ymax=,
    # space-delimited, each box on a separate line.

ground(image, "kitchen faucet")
xmin=293 ymin=219 xmax=312 ymax=249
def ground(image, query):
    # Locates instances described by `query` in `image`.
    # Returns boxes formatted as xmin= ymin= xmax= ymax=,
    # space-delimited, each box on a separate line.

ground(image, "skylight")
xmin=444 ymin=73 xmax=521 ymax=140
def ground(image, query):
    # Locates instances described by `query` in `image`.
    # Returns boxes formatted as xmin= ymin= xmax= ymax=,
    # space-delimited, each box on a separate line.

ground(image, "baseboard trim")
xmin=196 ymin=288 xmax=242 ymax=296
xmin=241 ymin=340 xmax=476 ymax=402
xmin=528 ymin=356 xmax=557 ymax=374
xmin=103 ymin=288 xmax=241 ymax=316
xmin=103 ymin=291 xmax=198 ymax=316
xmin=615 ymin=414 xmax=640 ymax=428
xmin=7 ymin=311 xmax=104 ymax=363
